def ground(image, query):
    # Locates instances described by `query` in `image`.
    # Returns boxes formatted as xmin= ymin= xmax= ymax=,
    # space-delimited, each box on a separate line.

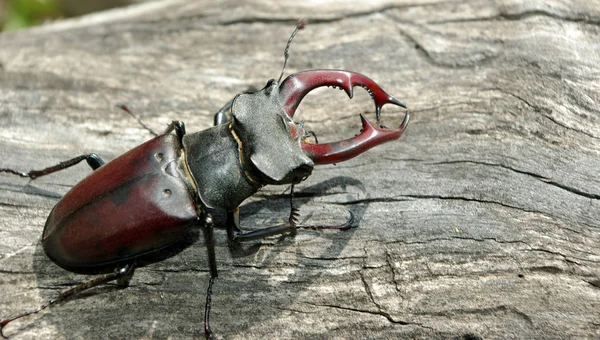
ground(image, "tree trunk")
xmin=1 ymin=1 xmax=599 ymax=339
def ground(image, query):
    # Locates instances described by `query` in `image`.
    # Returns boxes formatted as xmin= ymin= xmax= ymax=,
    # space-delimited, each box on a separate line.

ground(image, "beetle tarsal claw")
xmin=288 ymin=207 xmax=301 ymax=226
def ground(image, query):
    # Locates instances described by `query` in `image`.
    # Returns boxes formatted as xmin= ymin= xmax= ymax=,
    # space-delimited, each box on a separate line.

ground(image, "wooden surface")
xmin=1 ymin=0 xmax=599 ymax=339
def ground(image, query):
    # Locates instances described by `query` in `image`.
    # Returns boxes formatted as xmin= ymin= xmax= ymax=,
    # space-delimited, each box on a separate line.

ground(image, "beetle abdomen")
xmin=42 ymin=135 xmax=199 ymax=269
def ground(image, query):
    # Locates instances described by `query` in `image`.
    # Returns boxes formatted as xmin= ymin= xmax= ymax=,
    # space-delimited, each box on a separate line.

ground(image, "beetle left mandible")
xmin=0 ymin=22 xmax=409 ymax=339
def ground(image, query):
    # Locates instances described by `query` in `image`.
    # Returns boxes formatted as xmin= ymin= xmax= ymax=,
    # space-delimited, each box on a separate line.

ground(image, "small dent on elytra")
xmin=163 ymin=189 xmax=172 ymax=197
xmin=155 ymin=153 xmax=164 ymax=162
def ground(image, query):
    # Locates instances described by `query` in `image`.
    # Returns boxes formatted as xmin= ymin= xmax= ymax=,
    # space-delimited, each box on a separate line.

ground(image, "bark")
xmin=0 ymin=0 xmax=599 ymax=339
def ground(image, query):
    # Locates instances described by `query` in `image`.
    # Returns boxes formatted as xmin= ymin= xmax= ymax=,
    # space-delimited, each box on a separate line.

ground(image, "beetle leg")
xmin=229 ymin=223 xmax=297 ymax=243
xmin=226 ymin=208 xmax=296 ymax=243
xmin=214 ymin=86 xmax=259 ymax=126
xmin=288 ymin=184 xmax=300 ymax=227
xmin=295 ymin=210 xmax=357 ymax=231
xmin=226 ymin=193 xmax=357 ymax=244
xmin=0 ymin=154 xmax=105 ymax=180
xmin=163 ymin=120 xmax=186 ymax=144
xmin=204 ymin=276 xmax=216 ymax=340
xmin=0 ymin=263 xmax=133 ymax=338
xmin=213 ymin=98 xmax=234 ymax=126
xmin=202 ymin=214 xmax=218 ymax=278
xmin=302 ymin=130 xmax=319 ymax=144
xmin=201 ymin=213 xmax=218 ymax=340
xmin=287 ymin=184 xmax=357 ymax=231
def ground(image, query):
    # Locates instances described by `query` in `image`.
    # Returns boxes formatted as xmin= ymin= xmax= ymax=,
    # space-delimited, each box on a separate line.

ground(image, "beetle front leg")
xmin=213 ymin=98 xmax=234 ymax=126
xmin=226 ymin=209 xmax=296 ymax=243
xmin=213 ymin=86 xmax=258 ymax=126
xmin=0 ymin=154 xmax=105 ymax=180
xmin=226 ymin=205 xmax=357 ymax=244
xmin=162 ymin=120 xmax=186 ymax=144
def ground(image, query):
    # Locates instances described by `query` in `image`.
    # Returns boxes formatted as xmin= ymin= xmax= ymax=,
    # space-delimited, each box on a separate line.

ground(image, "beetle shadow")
xmin=211 ymin=175 xmax=373 ymax=337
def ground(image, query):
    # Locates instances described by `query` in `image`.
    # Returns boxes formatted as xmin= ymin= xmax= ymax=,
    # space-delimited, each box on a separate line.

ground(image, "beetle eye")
xmin=263 ymin=79 xmax=276 ymax=95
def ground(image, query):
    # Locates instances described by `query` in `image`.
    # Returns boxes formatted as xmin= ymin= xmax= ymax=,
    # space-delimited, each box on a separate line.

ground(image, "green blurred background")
xmin=0 ymin=0 xmax=142 ymax=31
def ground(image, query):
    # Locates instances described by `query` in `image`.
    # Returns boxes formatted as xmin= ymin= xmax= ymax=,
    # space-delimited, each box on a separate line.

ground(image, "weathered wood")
xmin=1 ymin=0 xmax=599 ymax=339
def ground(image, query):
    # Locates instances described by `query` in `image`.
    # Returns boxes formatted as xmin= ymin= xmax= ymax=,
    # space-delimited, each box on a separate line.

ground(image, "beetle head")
xmin=231 ymin=80 xmax=314 ymax=185
xmin=229 ymin=23 xmax=409 ymax=185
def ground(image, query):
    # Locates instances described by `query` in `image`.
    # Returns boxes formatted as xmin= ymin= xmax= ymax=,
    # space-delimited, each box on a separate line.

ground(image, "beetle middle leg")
xmin=0 ymin=263 xmax=134 ymax=338
xmin=0 ymin=154 xmax=105 ymax=180
xmin=199 ymin=213 xmax=219 ymax=340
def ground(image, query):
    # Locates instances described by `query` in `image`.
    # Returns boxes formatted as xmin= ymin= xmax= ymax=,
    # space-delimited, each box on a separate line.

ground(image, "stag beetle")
xmin=0 ymin=23 xmax=409 ymax=339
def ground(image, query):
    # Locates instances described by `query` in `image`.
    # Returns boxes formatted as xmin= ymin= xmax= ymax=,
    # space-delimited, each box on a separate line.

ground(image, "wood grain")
xmin=1 ymin=0 xmax=599 ymax=338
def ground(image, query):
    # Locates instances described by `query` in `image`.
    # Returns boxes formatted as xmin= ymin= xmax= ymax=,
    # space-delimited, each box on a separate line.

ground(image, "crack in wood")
xmin=428 ymin=159 xmax=600 ymax=200
xmin=304 ymin=301 xmax=415 ymax=326
xmin=428 ymin=10 xmax=600 ymax=26
xmin=218 ymin=2 xmax=456 ymax=27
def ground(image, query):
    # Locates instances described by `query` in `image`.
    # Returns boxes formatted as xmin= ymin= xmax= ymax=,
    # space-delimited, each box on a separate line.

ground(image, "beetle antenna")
xmin=277 ymin=19 xmax=306 ymax=85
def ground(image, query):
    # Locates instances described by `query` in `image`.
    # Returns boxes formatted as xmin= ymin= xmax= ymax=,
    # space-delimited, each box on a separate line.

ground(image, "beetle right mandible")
xmin=0 ymin=21 xmax=409 ymax=339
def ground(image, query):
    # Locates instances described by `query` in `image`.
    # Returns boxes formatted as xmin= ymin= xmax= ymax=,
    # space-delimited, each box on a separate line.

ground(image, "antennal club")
xmin=277 ymin=19 xmax=306 ymax=85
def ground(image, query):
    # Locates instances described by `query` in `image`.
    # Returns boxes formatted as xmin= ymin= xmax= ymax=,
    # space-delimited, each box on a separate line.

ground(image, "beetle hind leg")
xmin=0 ymin=263 xmax=133 ymax=338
